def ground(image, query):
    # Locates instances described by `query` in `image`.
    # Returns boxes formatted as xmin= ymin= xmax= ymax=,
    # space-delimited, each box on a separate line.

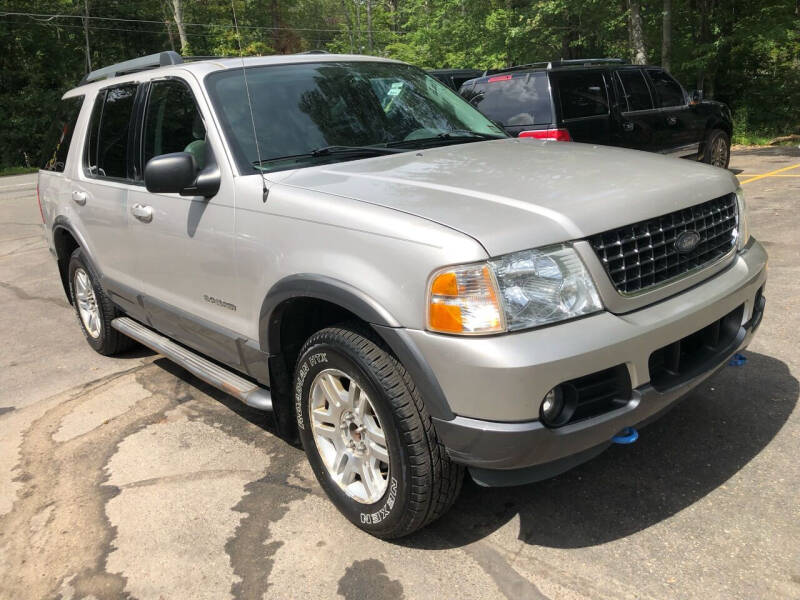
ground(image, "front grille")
xmin=589 ymin=194 xmax=737 ymax=294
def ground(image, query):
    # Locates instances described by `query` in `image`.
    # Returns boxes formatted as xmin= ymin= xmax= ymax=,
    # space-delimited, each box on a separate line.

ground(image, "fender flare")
xmin=259 ymin=273 xmax=401 ymax=354
xmin=52 ymin=216 xmax=100 ymax=301
xmin=259 ymin=274 xmax=454 ymax=421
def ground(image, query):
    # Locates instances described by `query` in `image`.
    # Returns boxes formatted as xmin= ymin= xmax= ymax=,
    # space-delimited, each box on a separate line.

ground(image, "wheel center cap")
xmin=340 ymin=411 xmax=366 ymax=453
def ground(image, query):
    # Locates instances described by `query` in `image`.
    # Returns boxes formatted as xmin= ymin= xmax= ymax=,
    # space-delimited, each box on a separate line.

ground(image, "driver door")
xmin=127 ymin=76 xmax=242 ymax=367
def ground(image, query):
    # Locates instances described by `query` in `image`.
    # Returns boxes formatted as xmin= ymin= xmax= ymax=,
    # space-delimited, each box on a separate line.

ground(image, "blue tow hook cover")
xmin=612 ymin=427 xmax=639 ymax=444
xmin=729 ymin=352 xmax=747 ymax=367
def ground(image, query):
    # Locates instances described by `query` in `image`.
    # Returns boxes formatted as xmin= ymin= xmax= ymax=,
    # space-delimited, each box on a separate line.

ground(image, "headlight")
xmin=735 ymin=186 xmax=749 ymax=250
xmin=491 ymin=245 xmax=602 ymax=330
xmin=427 ymin=245 xmax=602 ymax=335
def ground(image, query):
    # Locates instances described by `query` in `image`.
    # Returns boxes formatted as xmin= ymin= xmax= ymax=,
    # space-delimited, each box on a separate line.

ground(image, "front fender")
xmin=259 ymin=274 xmax=455 ymax=421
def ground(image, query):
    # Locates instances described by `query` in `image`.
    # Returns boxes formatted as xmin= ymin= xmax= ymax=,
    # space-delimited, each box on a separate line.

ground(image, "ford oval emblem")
xmin=675 ymin=230 xmax=701 ymax=253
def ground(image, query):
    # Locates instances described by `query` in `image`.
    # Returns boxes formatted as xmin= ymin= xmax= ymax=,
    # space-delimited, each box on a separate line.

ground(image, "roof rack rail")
xmin=79 ymin=51 xmax=183 ymax=85
xmin=552 ymin=57 xmax=627 ymax=66
xmin=182 ymin=55 xmax=236 ymax=62
xmin=486 ymin=57 xmax=628 ymax=76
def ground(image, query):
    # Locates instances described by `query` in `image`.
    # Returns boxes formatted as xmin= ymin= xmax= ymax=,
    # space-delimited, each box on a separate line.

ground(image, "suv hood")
xmin=281 ymin=138 xmax=739 ymax=257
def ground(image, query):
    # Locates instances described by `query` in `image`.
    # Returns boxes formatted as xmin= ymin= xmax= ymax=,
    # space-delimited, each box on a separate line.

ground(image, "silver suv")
xmin=38 ymin=51 xmax=767 ymax=538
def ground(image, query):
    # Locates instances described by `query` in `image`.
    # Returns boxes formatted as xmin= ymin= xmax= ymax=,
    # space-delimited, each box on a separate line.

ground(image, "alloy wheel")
xmin=711 ymin=136 xmax=729 ymax=167
xmin=309 ymin=368 xmax=390 ymax=504
xmin=74 ymin=268 xmax=101 ymax=339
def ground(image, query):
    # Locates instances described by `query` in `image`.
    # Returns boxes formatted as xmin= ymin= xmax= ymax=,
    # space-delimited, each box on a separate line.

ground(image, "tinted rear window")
xmin=461 ymin=74 xmax=553 ymax=127
xmin=556 ymin=71 xmax=609 ymax=119
xmin=617 ymin=70 xmax=653 ymax=111
xmin=85 ymin=85 xmax=137 ymax=179
xmin=42 ymin=96 xmax=84 ymax=172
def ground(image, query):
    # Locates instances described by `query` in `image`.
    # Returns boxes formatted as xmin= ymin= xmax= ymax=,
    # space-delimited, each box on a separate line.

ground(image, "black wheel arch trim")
xmin=259 ymin=274 xmax=401 ymax=354
xmin=259 ymin=274 xmax=455 ymax=421
xmin=52 ymin=216 xmax=99 ymax=303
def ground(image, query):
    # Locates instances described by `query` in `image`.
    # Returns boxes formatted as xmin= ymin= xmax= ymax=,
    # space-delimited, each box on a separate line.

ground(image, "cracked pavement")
xmin=1 ymin=151 xmax=799 ymax=599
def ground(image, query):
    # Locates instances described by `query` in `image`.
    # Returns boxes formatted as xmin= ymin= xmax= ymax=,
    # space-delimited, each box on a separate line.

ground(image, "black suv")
xmin=459 ymin=59 xmax=733 ymax=168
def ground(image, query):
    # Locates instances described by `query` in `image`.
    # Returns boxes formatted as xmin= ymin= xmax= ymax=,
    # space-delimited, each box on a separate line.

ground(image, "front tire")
xmin=294 ymin=324 xmax=463 ymax=538
xmin=68 ymin=248 xmax=134 ymax=355
xmin=702 ymin=128 xmax=731 ymax=168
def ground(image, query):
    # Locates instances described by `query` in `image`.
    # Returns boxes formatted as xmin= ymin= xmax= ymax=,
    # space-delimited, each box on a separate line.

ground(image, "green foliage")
xmin=0 ymin=0 xmax=797 ymax=167
xmin=0 ymin=166 xmax=38 ymax=176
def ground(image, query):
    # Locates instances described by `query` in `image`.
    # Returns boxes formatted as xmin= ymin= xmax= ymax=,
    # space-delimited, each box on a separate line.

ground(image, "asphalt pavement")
xmin=1 ymin=148 xmax=799 ymax=599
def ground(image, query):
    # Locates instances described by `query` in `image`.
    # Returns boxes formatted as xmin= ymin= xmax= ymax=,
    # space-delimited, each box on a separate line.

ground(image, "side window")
xmin=42 ymin=96 xmax=85 ymax=172
xmin=557 ymin=71 xmax=609 ymax=119
xmin=85 ymin=85 xmax=137 ymax=179
xmin=143 ymin=80 xmax=206 ymax=170
xmin=85 ymin=93 xmax=104 ymax=176
xmin=646 ymin=69 xmax=685 ymax=107
xmin=616 ymin=70 xmax=653 ymax=112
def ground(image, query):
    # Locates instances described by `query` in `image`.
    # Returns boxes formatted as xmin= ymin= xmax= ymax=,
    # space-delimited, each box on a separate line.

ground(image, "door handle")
xmin=131 ymin=203 xmax=153 ymax=223
xmin=71 ymin=191 xmax=87 ymax=206
xmin=622 ymin=121 xmax=634 ymax=132
xmin=666 ymin=115 xmax=678 ymax=126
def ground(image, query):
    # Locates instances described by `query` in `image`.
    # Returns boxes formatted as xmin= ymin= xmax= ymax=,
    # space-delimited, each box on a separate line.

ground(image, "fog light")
xmin=540 ymin=384 xmax=578 ymax=427
xmin=540 ymin=387 xmax=564 ymax=425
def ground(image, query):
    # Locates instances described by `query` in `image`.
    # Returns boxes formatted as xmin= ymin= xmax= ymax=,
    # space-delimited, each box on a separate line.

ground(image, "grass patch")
xmin=0 ymin=166 xmax=38 ymax=177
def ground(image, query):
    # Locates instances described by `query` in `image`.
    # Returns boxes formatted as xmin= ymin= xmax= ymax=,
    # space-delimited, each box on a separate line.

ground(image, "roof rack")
xmin=486 ymin=57 xmax=627 ymax=76
xmin=553 ymin=58 xmax=627 ymax=66
xmin=79 ymin=51 xmax=183 ymax=85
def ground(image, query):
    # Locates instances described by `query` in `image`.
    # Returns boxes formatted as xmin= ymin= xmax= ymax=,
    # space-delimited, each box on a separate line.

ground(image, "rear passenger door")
xmin=127 ymin=76 xmax=242 ymax=365
xmin=612 ymin=68 xmax=661 ymax=152
xmin=73 ymin=84 xmax=141 ymax=300
xmin=551 ymin=70 xmax=612 ymax=145
xmin=645 ymin=68 xmax=703 ymax=156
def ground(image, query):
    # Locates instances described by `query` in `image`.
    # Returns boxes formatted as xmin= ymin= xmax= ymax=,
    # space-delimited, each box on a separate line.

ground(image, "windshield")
xmin=205 ymin=61 xmax=507 ymax=173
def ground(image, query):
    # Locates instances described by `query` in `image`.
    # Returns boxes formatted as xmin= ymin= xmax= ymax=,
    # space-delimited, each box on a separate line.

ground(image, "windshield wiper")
xmin=310 ymin=145 xmax=405 ymax=157
xmin=253 ymin=145 xmax=403 ymax=167
xmin=387 ymin=130 xmax=506 ymax=149
xmin=436 ymin=130 xmax=506 ymax=140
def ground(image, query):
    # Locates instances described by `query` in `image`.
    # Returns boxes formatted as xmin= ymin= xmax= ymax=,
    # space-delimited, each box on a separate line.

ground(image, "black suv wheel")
xmin=702 ymin=129 xmax=731 ymax=168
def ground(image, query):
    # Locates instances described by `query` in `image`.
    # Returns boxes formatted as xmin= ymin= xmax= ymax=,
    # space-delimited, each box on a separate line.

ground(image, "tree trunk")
xmin=366 ymin=0 xmax=373 ymax=53
xmin=83 ymin=0 xmax=92 ymax=73
xmin=169 ymin=0 xmax=188 ymax=54
xmin=628 ymin=0 xmax=648 ymax=65
xmin=661 ymin=0 xmax=671 ymax=71
xmin=695 ymin=0 xmax=715 ymax=96
xmin=354 ymin=0 xmax=361 ymax=53
xmin=342 ymin=0 xmax=354 ymax=53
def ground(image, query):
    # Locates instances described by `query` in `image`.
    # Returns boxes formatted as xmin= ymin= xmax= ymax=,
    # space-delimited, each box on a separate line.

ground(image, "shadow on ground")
xmin=148 ymin=349 xmax=796 ymax=551
xmin=730 ymin=146 xmax=800 ymax=158
xmin=407 ymin=351 xmax=797 ymax=549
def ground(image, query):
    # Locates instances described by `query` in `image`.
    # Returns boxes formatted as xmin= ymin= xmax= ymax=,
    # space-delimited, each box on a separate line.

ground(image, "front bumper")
xmin=405 ymin=239 xmax=768 ymax=482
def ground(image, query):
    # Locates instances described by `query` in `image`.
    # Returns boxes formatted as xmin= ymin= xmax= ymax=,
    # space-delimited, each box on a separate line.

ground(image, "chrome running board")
xmin=111 ymin=317 xmax=272 ymax=411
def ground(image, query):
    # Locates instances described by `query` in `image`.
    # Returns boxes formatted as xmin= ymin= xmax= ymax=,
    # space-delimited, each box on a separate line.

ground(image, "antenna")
xmin=231 ymin=0 xmax=268 ymax=201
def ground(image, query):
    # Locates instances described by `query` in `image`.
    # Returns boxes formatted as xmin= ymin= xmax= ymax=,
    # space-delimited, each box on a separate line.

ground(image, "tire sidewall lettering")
xmin=294 ymin=352 xmax=328 ymax=430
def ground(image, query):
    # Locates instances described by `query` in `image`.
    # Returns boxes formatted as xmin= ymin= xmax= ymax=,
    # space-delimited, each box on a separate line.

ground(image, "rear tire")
xmin=702 ymin=128 xmax=730 ymax=168
xmin=294 ymin=324 xmax=463 ymax=538
xmin=68 ymin=248 xmax=134 ymax=356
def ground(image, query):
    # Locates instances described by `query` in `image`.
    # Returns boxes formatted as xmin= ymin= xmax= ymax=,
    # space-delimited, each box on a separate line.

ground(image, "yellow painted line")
xmin=739 ymin=163 xmax=800 ymax=184
xmin=735 ymin=174 xmax=800 ymax=177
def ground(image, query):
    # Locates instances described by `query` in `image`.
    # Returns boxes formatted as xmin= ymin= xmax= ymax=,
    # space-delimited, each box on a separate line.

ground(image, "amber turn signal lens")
xmin=427 ymin=264 xmax=503 ymax=334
